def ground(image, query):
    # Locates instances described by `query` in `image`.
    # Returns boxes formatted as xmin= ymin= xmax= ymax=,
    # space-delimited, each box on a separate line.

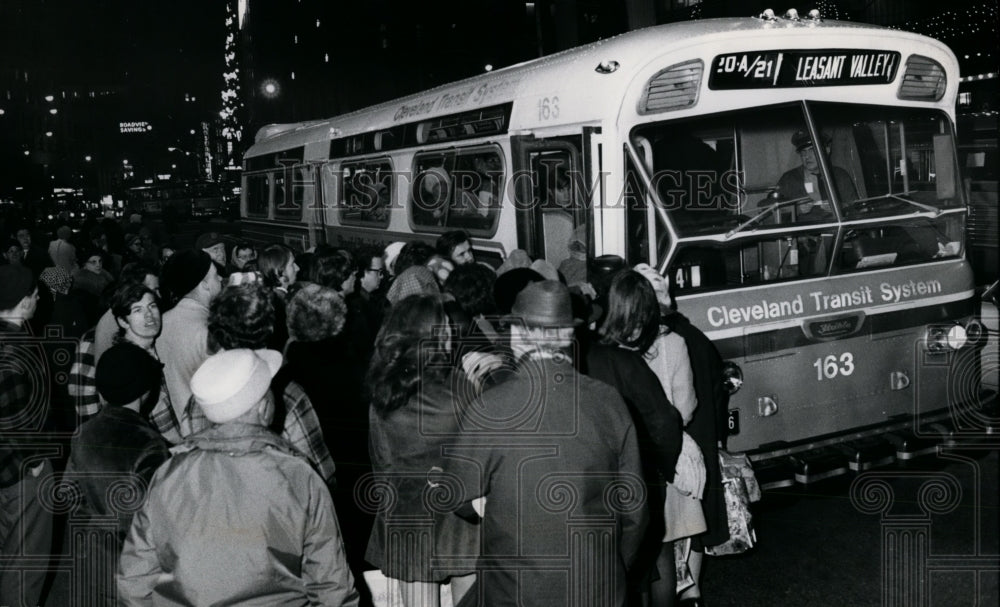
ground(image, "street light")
xmin=260 ymin=79 xmax=280 ymax=98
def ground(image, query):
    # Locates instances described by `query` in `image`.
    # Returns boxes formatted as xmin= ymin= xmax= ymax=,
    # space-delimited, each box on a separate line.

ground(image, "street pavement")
xmin=702 ymin=448 xmax=999 ymax=606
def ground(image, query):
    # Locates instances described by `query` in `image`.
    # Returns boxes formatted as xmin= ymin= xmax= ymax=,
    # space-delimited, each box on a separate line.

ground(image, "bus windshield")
xmin=630 ymin=102 xmax=963 ymax=238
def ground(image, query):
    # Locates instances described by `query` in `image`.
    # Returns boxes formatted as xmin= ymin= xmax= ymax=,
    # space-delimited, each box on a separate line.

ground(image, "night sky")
xmin=0 ymin=0 xmax=995 ymax=202
xmin=0 ymin=0 xmax=223 ymax=107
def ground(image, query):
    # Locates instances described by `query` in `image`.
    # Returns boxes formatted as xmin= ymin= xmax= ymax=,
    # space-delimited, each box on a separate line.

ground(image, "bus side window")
xmin=341 ymin=159 xmax=392 ymax=227
xmin=449 ymin=149 xmax=502 ymax=234
xmin=245 ymin=173 xmax=269 ymax=217
xmin=274 ymin=164 xmax=310 ymax=220
xmin=410 ymin=147 xmax=502 ymax=236
xmin=410 ymin=154 xmax=452 ymax=228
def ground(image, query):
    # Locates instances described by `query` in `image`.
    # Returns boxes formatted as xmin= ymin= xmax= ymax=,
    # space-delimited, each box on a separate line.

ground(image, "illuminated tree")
xmin=220 ymin=0 xmax=244 ymax=173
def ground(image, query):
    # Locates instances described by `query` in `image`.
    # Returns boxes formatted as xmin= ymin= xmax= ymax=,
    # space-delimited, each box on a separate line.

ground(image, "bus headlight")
xmin=964 ymin=319 xmax=988 ymax=348
xmin=925 ymin=324 xmax=968 ymax=352
xmin=946 ymin=324 xmax=968 ymax=349
xmin=722 ymin=361 xmax=744 ymax=394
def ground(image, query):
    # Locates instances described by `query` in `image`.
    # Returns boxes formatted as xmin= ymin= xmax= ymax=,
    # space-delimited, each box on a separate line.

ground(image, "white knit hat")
xmin=190 ymin=349 xmax=282 ymax=423
xmin=382 ymin=241 xmax=406 ymax=275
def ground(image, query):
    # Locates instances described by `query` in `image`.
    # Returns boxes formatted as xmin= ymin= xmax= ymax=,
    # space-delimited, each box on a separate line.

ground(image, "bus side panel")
xmin=241 ymin=219 xmax=312 ymax=252
xmin=680 ymin=260 xmax=979 ymax=454
xmin=725 ymin=327 xmax=966 ymax=453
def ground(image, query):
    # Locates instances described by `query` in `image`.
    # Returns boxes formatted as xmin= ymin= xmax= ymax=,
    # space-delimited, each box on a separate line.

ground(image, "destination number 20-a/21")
xmin=813 ymin=352 xmax=855 ymax=381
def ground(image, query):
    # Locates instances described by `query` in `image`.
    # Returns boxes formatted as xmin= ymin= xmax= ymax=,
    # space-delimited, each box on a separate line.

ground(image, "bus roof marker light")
xmin=784 ymin=8 xmax=800 ymax=20
xmin=595 ymin=60 xmax=620 ymax=74
xmin=808 ymin=9 xmax=821 ymax=20
xmin=758 ymin=8 xmax=778 ymax=21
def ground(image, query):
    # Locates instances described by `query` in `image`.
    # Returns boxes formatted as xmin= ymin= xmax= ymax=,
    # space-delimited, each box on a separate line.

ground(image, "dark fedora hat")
xmin=506 ymin=280 xmax=581 ymax=328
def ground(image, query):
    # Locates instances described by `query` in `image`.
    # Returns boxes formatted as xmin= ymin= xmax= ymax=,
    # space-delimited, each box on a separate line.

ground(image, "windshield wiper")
xmin=844 ymin=192 xmax=942 ymax=217
xmin=725 ymin=195 xmax=813 ymax=239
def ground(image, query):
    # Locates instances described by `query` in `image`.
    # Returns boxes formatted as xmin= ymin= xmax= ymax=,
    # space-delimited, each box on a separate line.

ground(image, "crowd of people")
xmin=1 ymin=217 xmax=732 ymax=607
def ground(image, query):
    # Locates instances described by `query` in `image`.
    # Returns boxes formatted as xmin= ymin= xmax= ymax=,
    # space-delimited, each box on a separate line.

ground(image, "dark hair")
xmin=207 ymin=281 xmax=275 ymax=352
xmin=4 ymin=238 xmax=21 ymax=258
xmin=393 ymin=241 xmax=435 ymax=276
xmin=76 ymin=246 xmax=110 ymax=268
xmin=287 ymin=283 xmax=347 ymax=342
xmin=310 ymin=247 xmax=354 ymax=292
xmin=119 ymin=261 xmax=158 ymax=287
xmin=257 ymin=244 xmax=295 ymax=289
xmin=366 ymin=294 xmax=449 ymax=418
xmin=232 ymin=241 xmax=255 ymax=257
xmin=294 ymin=251 xmax=314 ymax=281
xmin=436 ymin=230 xmax=470 ymax=259
xmin=353 ymin=246 xmax=383 ymax=278
xmin=444 ymin=262 xmax=496 ymax=317
xmin=599 ymin=269 xmax=660 ymax=354
xmin=109 ymin=284 xmax=158 ymax=337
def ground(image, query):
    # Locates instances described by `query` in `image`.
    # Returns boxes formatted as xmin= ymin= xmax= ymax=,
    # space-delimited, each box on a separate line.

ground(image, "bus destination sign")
xmin=709 ymin=49 xmax=901 ymax=90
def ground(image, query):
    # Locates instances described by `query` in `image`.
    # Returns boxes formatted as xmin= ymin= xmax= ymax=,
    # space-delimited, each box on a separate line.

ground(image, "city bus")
xmin=128 ymin=181 xmax=227 ymax=220
xmin=241 ymin=10 xmax=992 ymax=487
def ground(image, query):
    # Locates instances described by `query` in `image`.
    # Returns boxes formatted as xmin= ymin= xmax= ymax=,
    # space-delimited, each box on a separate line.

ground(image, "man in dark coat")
xmin=15 ymin=227 xmax=49 ymax=278
xmin=56 ymin=342 xmax=170 ymax=605
xmin=449 ymin=281 xmax=647 ymax=607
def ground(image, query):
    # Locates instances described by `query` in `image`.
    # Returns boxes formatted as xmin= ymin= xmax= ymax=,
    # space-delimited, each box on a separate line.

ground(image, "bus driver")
xmin=776 ymin=130 xmax=859 ymax=222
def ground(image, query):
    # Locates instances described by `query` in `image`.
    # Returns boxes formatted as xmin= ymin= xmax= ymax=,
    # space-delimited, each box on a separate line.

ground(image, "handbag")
xmin=674 ymin=538 xmax=696 ymax=595
xmin=704 ymin=451 xmax=759 ymax=556
xmin=718 ymin=450 xmax=761 ymax=503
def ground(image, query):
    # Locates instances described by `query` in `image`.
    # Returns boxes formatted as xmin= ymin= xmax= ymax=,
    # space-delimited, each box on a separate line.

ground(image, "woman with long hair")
xmin=365 ymin=294 xmax=477 ymax=607
xmin=254 ymin=244 xmax=298 ymax=351
xmin=635 ymin=263 xmax=726 ymax=607
xmin=586 ymin=269 xmax=689 ymax=606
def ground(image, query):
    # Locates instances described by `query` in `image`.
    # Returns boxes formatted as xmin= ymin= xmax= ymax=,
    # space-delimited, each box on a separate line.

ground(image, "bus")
xmin=241 ymin=10 xmax=993 ymax=487
xmin=958 ymin=112 xmax=998 ymax=286
xmin=128 ymin=181 xmax=227 ymax=220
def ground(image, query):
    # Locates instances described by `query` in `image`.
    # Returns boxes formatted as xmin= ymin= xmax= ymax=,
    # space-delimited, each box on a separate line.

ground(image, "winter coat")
xmin=117 ymin=422 xmax=359 ymax=606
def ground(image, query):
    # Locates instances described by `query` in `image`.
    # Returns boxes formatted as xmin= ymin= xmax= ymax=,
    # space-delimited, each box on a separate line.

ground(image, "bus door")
xmin=510 ymin=135 xmax=587 ymax=268
xmin=293 ymin=162 xmax=324 ymax=248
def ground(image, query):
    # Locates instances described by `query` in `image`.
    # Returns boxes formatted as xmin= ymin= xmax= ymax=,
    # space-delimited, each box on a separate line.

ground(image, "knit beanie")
xmin=161 ymin=250 xmax=212 ymax=299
